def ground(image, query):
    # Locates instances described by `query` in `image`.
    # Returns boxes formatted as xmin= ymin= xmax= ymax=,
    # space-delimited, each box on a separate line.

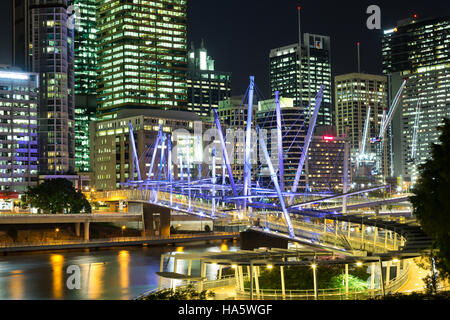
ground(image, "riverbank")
xmin=0 ymin=232 xmax=240 ymax=254
xmin=0 ymin=223 xmax=141 ymax=244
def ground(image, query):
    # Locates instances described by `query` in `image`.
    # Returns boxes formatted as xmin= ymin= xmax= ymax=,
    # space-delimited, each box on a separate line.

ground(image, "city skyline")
xmin=1 ymin=1 xmax=449 ymax=96
xmin=0 ymin=0 xmax=448 ymax=304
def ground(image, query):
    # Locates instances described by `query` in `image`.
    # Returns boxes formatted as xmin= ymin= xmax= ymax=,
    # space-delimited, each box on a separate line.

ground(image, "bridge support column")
xmin=361 ymin=224 xmax=365 ymax=249
xmin=280 ymin=266 xmax=286 ymax=299
xmin=187 ymin=260 xmax=192 ymax=284
xmin=238 ymin=266 xmax=244 ymax=292
xmin=312 ymin=265 xmax=318 ymax=300
xmin=84 ymin=222 xmax=90 ymax=241
xmin=386 ymin=261 xmax=391 ymax=286
xmin=142 ymin=203 xmax=171 ymax=237
xmin=379 ymin=259 xmax=385 ymax=296
xmin=160 ymin=210 xmax=171 ymax=237
xmin=373 ymin=227 xmax=378 ymax=251
xmin=218 ymin=265 xmax=223 ymax=280
xmin=159 ymin=255 xmax=164 ymax=290
xmin=75 ymin=223 xmax=80 ymax=237
xmin=142 ymin=204 xmax=155 ymax=237
xmin=345 ymin=264 xmax=349 ymax=299
xmin=254 ymin=265 xmax=260 ymax=298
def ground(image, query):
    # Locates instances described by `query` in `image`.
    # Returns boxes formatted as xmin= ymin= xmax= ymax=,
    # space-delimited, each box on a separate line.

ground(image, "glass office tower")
xmin=96 ymin=0 xmax=188 ymax=120
xmin=74 ymin=0 xmax=97 ymax=172
xmin=187 ymin=41 xmax=231 ymax=119
xmin=269 ymin=33 xmax=333 ymax=126
xmin=382 ymin=15 xmax=450 ymax=183
xmin=30 ymin=0 xmax=75 ymax=174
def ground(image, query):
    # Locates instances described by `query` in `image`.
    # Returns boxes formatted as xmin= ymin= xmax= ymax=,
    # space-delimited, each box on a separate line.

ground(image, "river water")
xmin=0 ymin=240 xmax=239 ymax=300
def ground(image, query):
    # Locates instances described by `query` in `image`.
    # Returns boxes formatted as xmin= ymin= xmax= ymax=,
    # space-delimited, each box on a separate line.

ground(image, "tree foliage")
xmin=245 ymin=264 xmax=369 ymax=291
xmin=410 ymin=118 xmax=450 ymax=279
xmin=141 ymin=285 xmax=215 ymax=300
xmin=23 ymin=178 xmax=91 ymax=214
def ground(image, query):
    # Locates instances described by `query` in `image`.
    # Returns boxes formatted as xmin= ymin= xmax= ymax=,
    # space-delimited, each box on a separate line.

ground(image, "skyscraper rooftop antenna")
xmin=357 ymin=41 xmax=361 ymax=73
xmin=297 ymin=4 xmax=303 ymax=107
xmin=297 ymin=5 xmax=302 ymax=46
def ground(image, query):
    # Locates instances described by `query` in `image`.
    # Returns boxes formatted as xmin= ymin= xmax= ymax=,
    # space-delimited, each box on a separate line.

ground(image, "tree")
xmin=410 ymin=118 xmax=450 ymax=279
xmin=23 ymin=179 xmax=91 ymax=214
xmin=141 ymin=285 xmax=215 ymax=300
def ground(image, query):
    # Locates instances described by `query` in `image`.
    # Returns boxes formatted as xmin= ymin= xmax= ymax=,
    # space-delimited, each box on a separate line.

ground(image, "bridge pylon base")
xmin=142 ymin=203 xmax=171 ymax=237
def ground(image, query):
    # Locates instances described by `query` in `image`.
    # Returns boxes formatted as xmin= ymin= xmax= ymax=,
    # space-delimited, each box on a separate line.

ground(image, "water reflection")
xmin=9 ymin=270 xmax=24 ymax=300
xmin=84 ymin=262 xmax=105 ymax=299
xmin=50 ymin=254 xmax=64 ymax=299
xmin=118 ymin=250 xmax=129 ymax=297
xmin=0 ymin=241 xmax=239 ymax=300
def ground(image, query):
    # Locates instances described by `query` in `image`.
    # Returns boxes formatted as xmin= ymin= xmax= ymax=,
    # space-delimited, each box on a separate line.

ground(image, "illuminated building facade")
xmin=383 ymin=15 xmax=450 ymax=181
xmin=91 ymin=109 xmax=212 ymax=190
xmin=308 ymin=126 xmax=348 ymax=193
xmin=30 ymin=0 xmax=75 ymax=174
xmin=74 ymin=0 xmax=98 ymax=172
xmin=269 ymin=33 xmax=332 ymax=126
xmin=96 ymin=0 xmax=188 ymax=120
xmin=187 ymin=41 xmax=231 ymax=119
xmin=334 ymin=73 xmax=389 ymax=179
xmin=0 ymin=68 xmax=39 ymax=192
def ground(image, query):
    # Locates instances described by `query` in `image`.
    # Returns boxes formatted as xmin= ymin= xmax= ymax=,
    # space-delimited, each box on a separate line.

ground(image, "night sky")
xmin=1 ymin=0 xmax=449 ymax=97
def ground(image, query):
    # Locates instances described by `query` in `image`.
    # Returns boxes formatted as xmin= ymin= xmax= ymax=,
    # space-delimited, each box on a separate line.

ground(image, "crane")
xmin=357 ymin=89 xmax=374 ymax=168
xmin=411 ymin=98 xmax=421 ymax=162
xmin=371 ymin=78 xmax=407 ymax=144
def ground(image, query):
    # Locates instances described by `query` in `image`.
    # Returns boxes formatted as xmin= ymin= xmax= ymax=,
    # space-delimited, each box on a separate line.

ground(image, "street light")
xmin=55 ymin=228 xmax=59 ymax=240
xmin=267 ymin=264 xmax=273 ymax=270
xmin=121 ymin=225 xmax=126 ymax=237
xmin=356 ymin=261 xmax=363 ymax=267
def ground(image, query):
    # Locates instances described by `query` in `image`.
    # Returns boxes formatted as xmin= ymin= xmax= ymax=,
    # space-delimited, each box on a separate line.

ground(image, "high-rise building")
xmin=74 ymin=0 xmax=98 ymax=172
xmin=308 ymin=126 xmax=348 ymax=193
xmin=269 ymin=33 xmax=332 ymax=126
xmin=12 ymin=0 xmax=32 ymax=72
xmin=96 ymin=0 xmax=188 ymax=120
xmin=30 ymin=0 xmax=76 ymax=174
xmin=187 ymin=40 xmax=232 ymax=119
xmin=382 ymin=14 xmax=450 ymax=182
xmin=334 ymin=73 xmax=389 ymax=179
xmin=0 ymin=67 xmax=39 ymax=192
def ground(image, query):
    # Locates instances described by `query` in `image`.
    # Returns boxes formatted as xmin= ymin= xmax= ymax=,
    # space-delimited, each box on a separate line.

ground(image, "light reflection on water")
xmin=0 ymin=240 xmax=238 ymax=300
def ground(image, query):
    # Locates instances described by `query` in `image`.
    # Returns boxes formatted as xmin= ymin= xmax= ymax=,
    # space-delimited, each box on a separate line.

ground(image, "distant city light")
xmin=323 ymin=135 xmax=335 ymax=141
xmin=0 ymin=71 xmax=29 ymax=80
